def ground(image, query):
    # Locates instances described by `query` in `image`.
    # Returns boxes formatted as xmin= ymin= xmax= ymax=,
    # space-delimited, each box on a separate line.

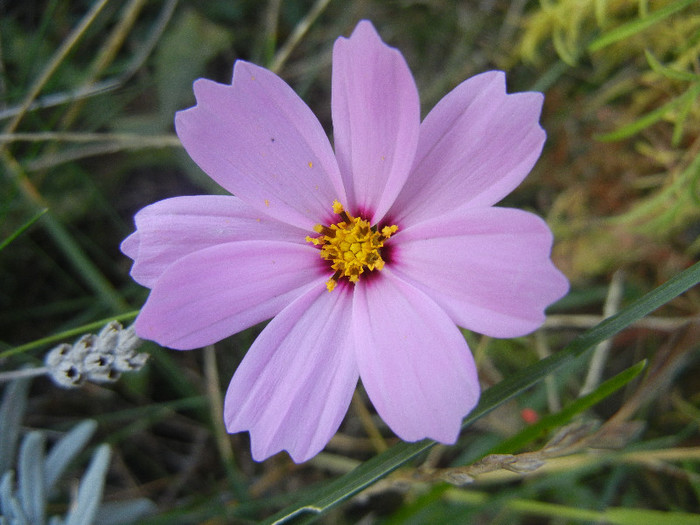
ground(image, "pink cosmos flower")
xmin=122 ymin=20 xmax=569 ymax=463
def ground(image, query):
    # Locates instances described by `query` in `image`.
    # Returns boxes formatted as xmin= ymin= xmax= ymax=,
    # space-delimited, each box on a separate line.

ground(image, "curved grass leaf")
xmin=44 ymin=420 xmax=97 ymax=492
xmin=595 ymin=82 xmax=700 ymax=142
xmin=264 ymin=260 xmax=700 ymax=524
xmin=588 ymin=0 xmax=698 ymax=52
xmin=644 ymin=50 xmax=698 ymax=83
xmin=19 ymin=432 xmax=46 ymax=525
xmin=0 ymin=208 xmax=47 ymax=252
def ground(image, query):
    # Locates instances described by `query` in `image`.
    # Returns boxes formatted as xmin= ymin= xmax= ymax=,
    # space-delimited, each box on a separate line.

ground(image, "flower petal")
xmin=225 ymin=285 xmax=358 ymax=463
xmin=391 ymin=207 xmax=569 ymax=338
xmin=332 ymin=20 xmax=420 ymax=223
xmin=390 ymin=71 xmax=546 ymax=226
xmin=175 ymin=61 xmax=346 ymax=229
xmin=120 ymin=231 xmax=139 ymax=260
xmin=353 ymin=272 xmax=480 ymax=443
xmin=134 ymin=241 xmax=325 ymax=349
xmin=121 ymin=195 xmax=305 ymax=288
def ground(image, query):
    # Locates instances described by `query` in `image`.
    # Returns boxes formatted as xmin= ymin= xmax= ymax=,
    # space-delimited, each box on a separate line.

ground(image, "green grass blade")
xmin=488 ymin=360 xmax=647 ymax=455
xmin=263 ymin=261 xmax=700 ymax=524
xmin=588 ymin=0 xmax=698 ymax=52
xmin=0 ymin=310 xmax=139 ymax=360
xmin=3 ymin=152 xmax=127 ymax=312
xmin=447 ymin=489 xmax=700 ymax=524
xmin=644 ymin=50 xmax=698 ymax=82
xmin=38 ymin=209 xmax=129 ymax=312
xmin=604 ymin=507 xmax=700 ymax=525
xmin=595 ymin=82 xmax=700 ymax=142
xmin=0 ymin=208 xmax=47 ymax=251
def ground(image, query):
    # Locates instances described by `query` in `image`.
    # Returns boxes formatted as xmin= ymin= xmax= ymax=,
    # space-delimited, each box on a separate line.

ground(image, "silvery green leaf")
xmin=9 ymin=495 xmax=29 ymax=525
xmin=44 ymin=420 xmax=97 ymax=492
xmin=93 ymin=499 xmax=157 ymax=525
xmin=48 ymin=517 xmax=64 ymax=525
xmin=0 ymin=379 xmax=31 ymax=474
xmin=65 ymin=445 xmax=110 ymax=525
xmin=18 ymin=432 xmax=45 ymax=525
xmin=0 ymin=473 xmax=27 ymax=525
xmin=1 ymin=471 xmax=15 ymax=517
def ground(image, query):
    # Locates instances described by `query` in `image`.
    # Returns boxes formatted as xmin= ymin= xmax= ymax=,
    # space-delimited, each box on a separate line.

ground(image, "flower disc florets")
xmin=306 ymin=200 xmax=398 ymax=291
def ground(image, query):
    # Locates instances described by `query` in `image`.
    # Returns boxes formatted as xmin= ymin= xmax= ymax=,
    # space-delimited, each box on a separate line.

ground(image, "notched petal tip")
xmin=175 ymin=56 xmax=344 ymax=230
xmin=348 ymin=19 xmax=382 ymax=42
xmin=336 ymin=20 xmax=406 ymax=62
xmin=224 ymin=287 xmax=358 ymax=463
xmin=354 ymin=274 xmax=480 ymax=444
xmin=389 ymin=69 xmax=549 ymax=224
xmin=332 ymin=19 xmax=421 ymax=223
xmin=392 ymin=207 xmax=569 ymax=338
xmin=120 ymin=232 xmax=139 ymax=261
xmin=176 ymin=77 xmax=228 ymax=119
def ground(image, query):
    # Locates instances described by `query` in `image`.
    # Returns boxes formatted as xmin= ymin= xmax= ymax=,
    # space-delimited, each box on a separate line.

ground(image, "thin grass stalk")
xmin=579 ymin=269 xmax=625 ymax=396
xmin=269 ymin=0 xmax=333 ymax=73
xmin=2 ymin=150 xmax=128 ymax=312
xmin=1 ymin=0 xmax=111 ymax=137
xmin=0 ymin=0 xmax=177 ymax=123
xmin=57 ymin=0 xmax=148 ymax=130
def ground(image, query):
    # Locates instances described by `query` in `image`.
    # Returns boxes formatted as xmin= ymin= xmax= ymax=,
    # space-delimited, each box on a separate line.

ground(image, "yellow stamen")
xmin=306 ymin=200 xmax=398 ymax=291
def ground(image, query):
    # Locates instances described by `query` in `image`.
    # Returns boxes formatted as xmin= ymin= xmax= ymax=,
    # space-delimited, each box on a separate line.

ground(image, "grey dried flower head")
xmin=45 ymin=343 xmax=86 ymax=388
xmin=45 ymin=322 xmax=148 ymax=389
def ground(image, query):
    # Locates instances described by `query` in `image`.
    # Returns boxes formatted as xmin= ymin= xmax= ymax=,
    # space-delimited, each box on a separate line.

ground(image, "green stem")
xmin=0 ymin=310 xmax=139 ymax=360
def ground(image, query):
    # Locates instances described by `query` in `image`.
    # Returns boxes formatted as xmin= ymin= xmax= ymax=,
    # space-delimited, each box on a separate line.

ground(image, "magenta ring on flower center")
xmin=306 ymin=200 xmax=398 ymax=291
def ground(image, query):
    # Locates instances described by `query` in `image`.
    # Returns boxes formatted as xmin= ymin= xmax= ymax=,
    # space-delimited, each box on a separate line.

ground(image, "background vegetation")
xmin=1 ymin=0 xmax=698 ymax=523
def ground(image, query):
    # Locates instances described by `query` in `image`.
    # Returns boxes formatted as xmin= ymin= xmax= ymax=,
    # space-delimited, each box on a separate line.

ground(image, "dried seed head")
xmin=44 ymin=321 xmax=147 ymax=388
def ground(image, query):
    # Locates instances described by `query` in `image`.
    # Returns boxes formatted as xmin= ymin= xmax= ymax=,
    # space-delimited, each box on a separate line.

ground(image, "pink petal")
xmin=353 ymin=272 xmax=480 ymax=443
xmin=332 ymin=21 xmax=420 ymax=223
xmin=134 ymin=241 xmax=325 ymax=349
xmin=175 ymin=61 xmax=346 ymax=230
xmin=225 ymin=285 xmax=358 ymax=463
xmin=390 ymin=207 xmax=569 ymax=338
xmin=390 ymin=71 xmax=546 ymax=226
xmin=120 ymin=231 xmax=139 ymax=260
xmin=121 ymin=195 xmax=305 ymax=288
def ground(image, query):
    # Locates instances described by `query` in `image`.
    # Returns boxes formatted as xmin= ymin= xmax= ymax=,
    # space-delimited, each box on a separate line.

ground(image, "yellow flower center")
xmin=306 ymin=200 xmax=398 ymax=291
